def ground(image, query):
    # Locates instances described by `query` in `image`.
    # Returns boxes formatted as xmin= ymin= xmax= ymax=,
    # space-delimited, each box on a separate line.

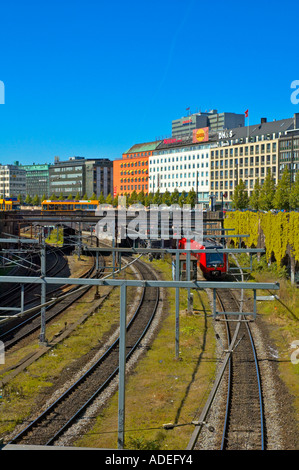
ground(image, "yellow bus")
xmin=0 ymin=198 xmax=20 ymax=211
xmin=41 ymin=200 xmax=100 ymax=211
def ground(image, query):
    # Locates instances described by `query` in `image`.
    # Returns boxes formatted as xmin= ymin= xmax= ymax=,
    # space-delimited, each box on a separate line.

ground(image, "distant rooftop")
xmin=124 ymin=141 xmax=161 ymax=154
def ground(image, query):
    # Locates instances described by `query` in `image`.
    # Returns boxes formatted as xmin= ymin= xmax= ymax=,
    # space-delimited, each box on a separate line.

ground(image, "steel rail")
xmin=0 ymin=250 xmax=98 ymax=348
xmin=219 ymin=254 xmax=265 ymax=450
xmin=7 ymin=258 xmax=160 ymax=446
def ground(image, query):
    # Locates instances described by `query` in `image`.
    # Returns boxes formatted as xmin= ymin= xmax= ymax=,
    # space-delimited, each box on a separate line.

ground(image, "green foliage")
xmin=152 ymin=189 xmax=162 ymax=205
xmin=170 ymin=188 xmax=180 ymax=205
xmin=224 ymin=211 xmax=299 ymax=264
xmin=32 ymin=194 xmax=40 ymax=206
xmin=98 ymin=191 xmax=105 ymax=204
xmin=258 ymin=169 xmax=276 ymax=211
xmin=137 ymin=190 xmax=145 ymax=205
xmin=185 ymin=188 xmax=197 ymax=207
xmin=25 ymin=194 xmax=32 ymax=205
xmin=249 ymin=178 xmax=261 ymax=210
xmin=273 ymin=167 xmax=291 ymax=211
xmin=178 ymin=190 xmax=187 ymax=207
xmin=74 ymin=192 xmax=80 ymax=201
xmin=231 ymin=179 xmax=249 ymax=209
xmin=162 ymin=189 xmax=171 ymax=206
xmin=105 ymin=193 xmax=113 ymax=205
xmin=290 ymin=176 xmax=299 ymax=210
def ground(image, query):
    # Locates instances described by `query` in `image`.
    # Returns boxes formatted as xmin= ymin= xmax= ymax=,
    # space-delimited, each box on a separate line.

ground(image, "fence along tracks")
xmin=7 ymin=257 xmax=160 ymax=447
xmin=187 ymin=261 xmax=265 ymax=450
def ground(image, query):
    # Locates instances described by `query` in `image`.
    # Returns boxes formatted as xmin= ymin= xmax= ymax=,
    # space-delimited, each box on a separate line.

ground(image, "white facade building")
xmin=0 ymin=164 xmax=26 ymax=198
xmin=149 ymin=143 xmax=211 ymax=202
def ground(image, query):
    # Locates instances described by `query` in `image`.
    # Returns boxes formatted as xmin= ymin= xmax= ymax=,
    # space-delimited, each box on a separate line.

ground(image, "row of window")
xmin=120 ymin=170 xmax=148 ymax=175
xmin=211 ymin=177 xmax=277 ymax=191
xmin=150 ymin=181 xmax=208 ymax=188
xmin=211 ymin=143 xmax=277 ymax=158
xmin=211 ymin=166 xmax=276 ymax=180
xmin=279 ymin=139 xmax=299 ymax=150
xmin=120 ymin=177 xmax=147 ymax=183
xmin=119 ymin=184 xmax=148 ymax=191
xmin=151 ymin=172 xmax=209 ymax=180
xmin=125 ymin=152 xmax=152 ymax=158
xmin=120 ymin=161 xmax=148 ymax=168
xmin=150 ymin=162 xmax=209 ymax=172
xmin=151 ymin=154 xmax=208 ymax=164
xmin=211 ymin=155 xmax=276 ymax=169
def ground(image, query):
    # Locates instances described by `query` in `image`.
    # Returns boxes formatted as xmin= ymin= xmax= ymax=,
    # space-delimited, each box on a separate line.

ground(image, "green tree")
xmin=178 ymin=190 xmax=187 ymax=207
xmin=67 ymin=193 xmax=73 ymax=200
xmin=259 ymin=169 xmax=276 ymax=211
xmin=273 ymin=167 xmax=290 ymax=210
xmin=249 ymin=178 xmax=261 ymax=211
xmin=74 ymin=192 xmax=80 ymax=201
xmin=152 ymin=189 xmax=162 ymax=205
xmin=170 ymin=188 xmax=180 ymax=205
xmin=82 ymin=193 xmax=89 ymax=200
xmin=41 ymin=194 xmax=46 ymax=202
xmin=25 ymin=194 xmax=32 ymax=205
xmin=32 ymin=194 xmax=40 ymax=206
xmin=231 ymin=179 xmax=249 ymax=210
xmin=58 ymin=192 xmax=64 ymax=201
xmin=18 ymin=194 xmax=24 ymax=204
xmin=50 ymin=193 xmax=57 ymax=201
xmin=128 ymin=190 xmax=138 ymax=205
xmin=290 ymin=175 xmax=299 ymax=210
xmin=98 ymin=191 xmax=105 ymax=204
xmin=145 ymin=192 xmax=153 ymax=207
xmin=137 ymin=190 xmax=145 ymax=206
xmin=112 ymin=193 xmax=119 ymax=207
xmin=91 ymin=192 xmax=97 ymax=200
xmin=105 ymin=193 xmax=114 ymax=205
xmin=186 ymin=188 xmax=197 ymax=208
xmin=162 ymin=189 xmax=171 ymax=206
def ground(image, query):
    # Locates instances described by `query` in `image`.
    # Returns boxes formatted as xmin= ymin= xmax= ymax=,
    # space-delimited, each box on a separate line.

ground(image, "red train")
xmin=178 ymin=238 xmax=227 ymax=279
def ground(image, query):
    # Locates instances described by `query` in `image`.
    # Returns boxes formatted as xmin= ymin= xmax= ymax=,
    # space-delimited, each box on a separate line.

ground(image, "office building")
xmin=21 ymin=163 xmax=50 ymax=199
xmin=113 ymin=141 xmax=160 ymax=197
xmin=149 ymin=137 xmax=211 ymax=203
xmin=172 ymin=110 xmax=244 ymax=138
xmin=210 ymin=115 xmax=298 ymax=204
xmin=49 ymin=156 xmax=113 ymax=199
xmin=0 ymin=163 xmax=26 ymax=198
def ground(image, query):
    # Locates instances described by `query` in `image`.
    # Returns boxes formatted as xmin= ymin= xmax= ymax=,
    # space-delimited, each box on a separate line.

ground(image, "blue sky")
xmin=0 ymin=0 xmax=299 ymax=165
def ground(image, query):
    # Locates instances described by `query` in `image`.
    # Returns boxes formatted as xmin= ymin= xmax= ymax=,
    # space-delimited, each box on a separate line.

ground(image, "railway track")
xmin=0 ymin=246 xmax=69 ymax=312
xmin=187 ymin=285 xmax=265 ymax=451
xmin=217 ymin=289 xmax=265 ymax=450
xmin=7 ymin=257 xmax=160 ymax=447
xmin=0 ymin=250 xmax=99 ymax=350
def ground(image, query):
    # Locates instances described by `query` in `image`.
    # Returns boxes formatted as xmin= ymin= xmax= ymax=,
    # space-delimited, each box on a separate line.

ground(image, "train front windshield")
xmin=206 ymin=252 xmax=224 ymax=267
